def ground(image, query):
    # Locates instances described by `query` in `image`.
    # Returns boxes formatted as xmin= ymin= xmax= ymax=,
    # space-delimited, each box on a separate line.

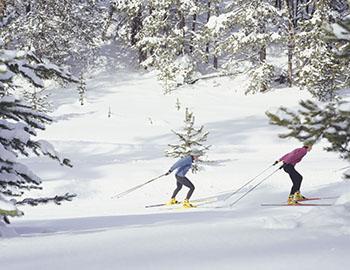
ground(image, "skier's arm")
xmin=166 ymin=157 xmax=187 ymax=175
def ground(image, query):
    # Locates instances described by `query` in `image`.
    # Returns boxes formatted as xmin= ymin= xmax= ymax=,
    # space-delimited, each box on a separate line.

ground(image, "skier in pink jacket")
xmin=274 ymin=143 xmax=313 ymax=205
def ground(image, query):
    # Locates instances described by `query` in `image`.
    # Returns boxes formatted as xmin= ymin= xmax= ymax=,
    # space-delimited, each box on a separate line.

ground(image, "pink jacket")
xmin=279 ymin=147 xmax=308 ymax=166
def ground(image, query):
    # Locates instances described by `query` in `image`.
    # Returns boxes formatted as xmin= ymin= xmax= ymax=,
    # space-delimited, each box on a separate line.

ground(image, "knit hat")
xmin=190 ymin=148 xmax=203 ymax=157
xmin=303 ymin=141 xmax=313 ymax=148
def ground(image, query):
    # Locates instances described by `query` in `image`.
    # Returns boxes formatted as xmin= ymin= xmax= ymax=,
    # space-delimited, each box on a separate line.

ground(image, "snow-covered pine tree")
xmin=1 ymin=0 xmax=108 ymax=67
xmin=328 ymin=5 xmax=350 ymax=57
xmin=266 ymin=99 xmax=350 ymax=178
xmin=166 ymin=107 xmax=210 ymax=172
xmin=140 ymin=0 xmax=199 ymax=89
xmin=112 ymin=0 xmax=146 ymax=63
xmin=114 ymin=0 xmax=199 ymax=90
xmin=0 ymin=40 xmax=76 ymax=219
xmin=203 ymin=0 xmax=281 ymax=93
xmin=293 ymin=0 xmax=348 ymax=100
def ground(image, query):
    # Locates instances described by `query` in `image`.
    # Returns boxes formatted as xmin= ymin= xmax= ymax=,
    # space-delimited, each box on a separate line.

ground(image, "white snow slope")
xmin=1 ymin=70 xmax=350 ymax=270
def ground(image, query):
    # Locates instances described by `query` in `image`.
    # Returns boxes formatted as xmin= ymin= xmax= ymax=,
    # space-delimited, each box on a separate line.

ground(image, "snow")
xmin=0 ymin=63 xmax=7 ymax=73
xmin=0 ymin=195 xmax=17 ymax=211
xmin=36 ymin=140 xmax=65 ymax=164
xmin=331 ymin=23 xmax=350 ymax=41
xmin=0 ymin=142 xmax=17 ymax=163
xmin=206 ymin=13 xmax=230 ymax=33
xmin=18 ymin=64 xmax=45 ymax=87
xmin=1 ymin=70 xmax=350 ymax=269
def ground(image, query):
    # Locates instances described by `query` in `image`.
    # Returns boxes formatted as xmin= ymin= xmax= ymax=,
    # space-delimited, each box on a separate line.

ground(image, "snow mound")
xmin=335 ymin=192 xmax=350 ymax=208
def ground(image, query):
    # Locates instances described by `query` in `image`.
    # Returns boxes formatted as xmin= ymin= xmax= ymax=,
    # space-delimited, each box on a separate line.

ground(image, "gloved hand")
xmin=165 ymin=170 xmax=171 ymax=176
xmin=273 ymin=160 xmax=280 ymax=166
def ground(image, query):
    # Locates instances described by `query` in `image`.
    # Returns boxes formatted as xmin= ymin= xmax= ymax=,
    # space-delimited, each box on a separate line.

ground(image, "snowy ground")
xmin=1 ymin=70 xmax=350 ymax=270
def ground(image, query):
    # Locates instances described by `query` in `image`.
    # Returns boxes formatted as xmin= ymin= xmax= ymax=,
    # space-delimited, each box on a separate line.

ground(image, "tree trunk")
xmin=131 ymin=10 xmax=142 ymax=46
xmin=205 ymin=1 xmax=211 ymax=63
xmin=285 ymin=0 xmax=294 ymax=87
xmin=0 ymin=0 xmax=6 ymax=18
xmin=213 ymin=3 xmax=219 ymax=69
xmin=178 ymin=10 xmax=186 ymax=55
xmin=275 ymin=0 xmax=282 ymax=9
xmin=189 ymin=13 xmax=196 ymax=53
xmin=130 ymin=8 xmax=146 ymax=64
xmin=26 ymin=1 xmax=31 ymax=13
xmin=259 ymin=17 xmax=267 ymax=63
xmin=189 ymin=0 xmax=197 ymax=53
xmin=259 ymin=46 xmax=267 ymax=63
xmin=259 ymin=22 xmax=267 ymax=92
xmin=294 ymin=0 xmax=299 ymax=27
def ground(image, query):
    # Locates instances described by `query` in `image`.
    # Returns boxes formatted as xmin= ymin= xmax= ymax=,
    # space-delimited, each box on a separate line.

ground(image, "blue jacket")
xmin=169 ymin=156 xmax=193 ymax=177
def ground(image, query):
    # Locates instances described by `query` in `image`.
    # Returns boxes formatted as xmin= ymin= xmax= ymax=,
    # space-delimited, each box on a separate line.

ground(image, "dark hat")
xmin=303 ymin=141 xmax=313 ymax=147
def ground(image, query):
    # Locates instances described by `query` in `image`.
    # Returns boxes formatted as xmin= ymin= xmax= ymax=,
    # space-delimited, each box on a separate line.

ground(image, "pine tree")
xmin=114 ymin=0 xmax=200 ymax=89
xmin=140 ymin=0 xmax=198 ymax=89
xmin=203 ymin=0 xmax=282 ymax=93
xmin=293 ymin=0 xmax=348 ymax=100
xmin=327 ymin=4 xmax=350 ymax=57
xmin=166 ymin=108 xmax=210 ymax=172
xmin=112 ymin=0 xmax=146 ymax=63
xmin=0 ymin=40 xmax=76 ymax=217
xmin=246 ymin=62 xmax=275 ymax=94
xmin=1 ymin=0 xmax=108 ymax=66
xmin=266 ymin=99 xmax=350 ymax=178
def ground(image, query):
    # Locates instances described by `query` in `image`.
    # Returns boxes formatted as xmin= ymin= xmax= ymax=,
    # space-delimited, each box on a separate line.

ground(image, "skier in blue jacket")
xmin=165 ymin=149 xmax=202 ymax=208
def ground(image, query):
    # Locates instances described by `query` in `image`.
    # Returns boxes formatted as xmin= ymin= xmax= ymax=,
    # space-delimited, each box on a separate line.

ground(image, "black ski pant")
xmin=283 ymin=163 xmax=303 ymax=195
xmin=171 ymin=175 xmax=195 ymax=200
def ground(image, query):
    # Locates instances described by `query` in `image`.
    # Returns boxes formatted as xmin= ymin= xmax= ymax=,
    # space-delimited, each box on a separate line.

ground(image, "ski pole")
xmin=229 ymin=166 xmax=282 ymax=207
xmin=333 ymin=165 xmax=350 ymax=173
xmin=111 ymin=174 xmax=166 ymax=199
xmin=224 ymin=164 xmax=275 ymax=201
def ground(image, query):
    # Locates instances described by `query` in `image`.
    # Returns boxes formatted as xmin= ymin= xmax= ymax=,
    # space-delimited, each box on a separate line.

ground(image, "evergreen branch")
xmin=15 ymin=193 xmax=77 ymax=206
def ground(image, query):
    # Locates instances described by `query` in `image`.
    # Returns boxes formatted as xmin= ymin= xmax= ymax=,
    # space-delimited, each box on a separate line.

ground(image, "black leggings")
xmin=283 ymin=163 xmax=303 ymax=195
xmin=171 ymin=175 xmax=195 ymax=200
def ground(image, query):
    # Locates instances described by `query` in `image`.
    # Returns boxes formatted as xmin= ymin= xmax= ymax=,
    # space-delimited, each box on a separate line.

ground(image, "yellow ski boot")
xmin=166 ymin=198 xmax=178 ymax=206
xmin=183 ymin=199 xmax=196 ymax=208
xmin=287 ymin=195 xmax=298 ymax=205
xmin=294 ymin=191 xmax=306 ymax=201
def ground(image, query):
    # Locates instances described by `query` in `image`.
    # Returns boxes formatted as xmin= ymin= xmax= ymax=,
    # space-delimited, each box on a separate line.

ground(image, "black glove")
xmin=273 ymin=160 xmax=279 ymax=166
xmin=165 ymin=170 xmax=171 ymax=176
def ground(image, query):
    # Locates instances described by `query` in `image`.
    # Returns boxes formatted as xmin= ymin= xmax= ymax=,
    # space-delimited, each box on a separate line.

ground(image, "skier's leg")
xmin=181 ymin=177 xmax=195 ymax=200
xmin=289 ymin=167 xmax=302 ymax=194
xmin=171 ymin=176 xmax=183 ymax=198
xmin=284 ymin=164 xmax=301 ymax=195
xmin=293 ymin=169 xmax=303 ymax=192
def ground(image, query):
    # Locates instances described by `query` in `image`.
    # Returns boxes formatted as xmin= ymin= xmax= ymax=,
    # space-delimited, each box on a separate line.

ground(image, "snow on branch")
xmin=16 ymin=193 xmax=77 ymax=206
